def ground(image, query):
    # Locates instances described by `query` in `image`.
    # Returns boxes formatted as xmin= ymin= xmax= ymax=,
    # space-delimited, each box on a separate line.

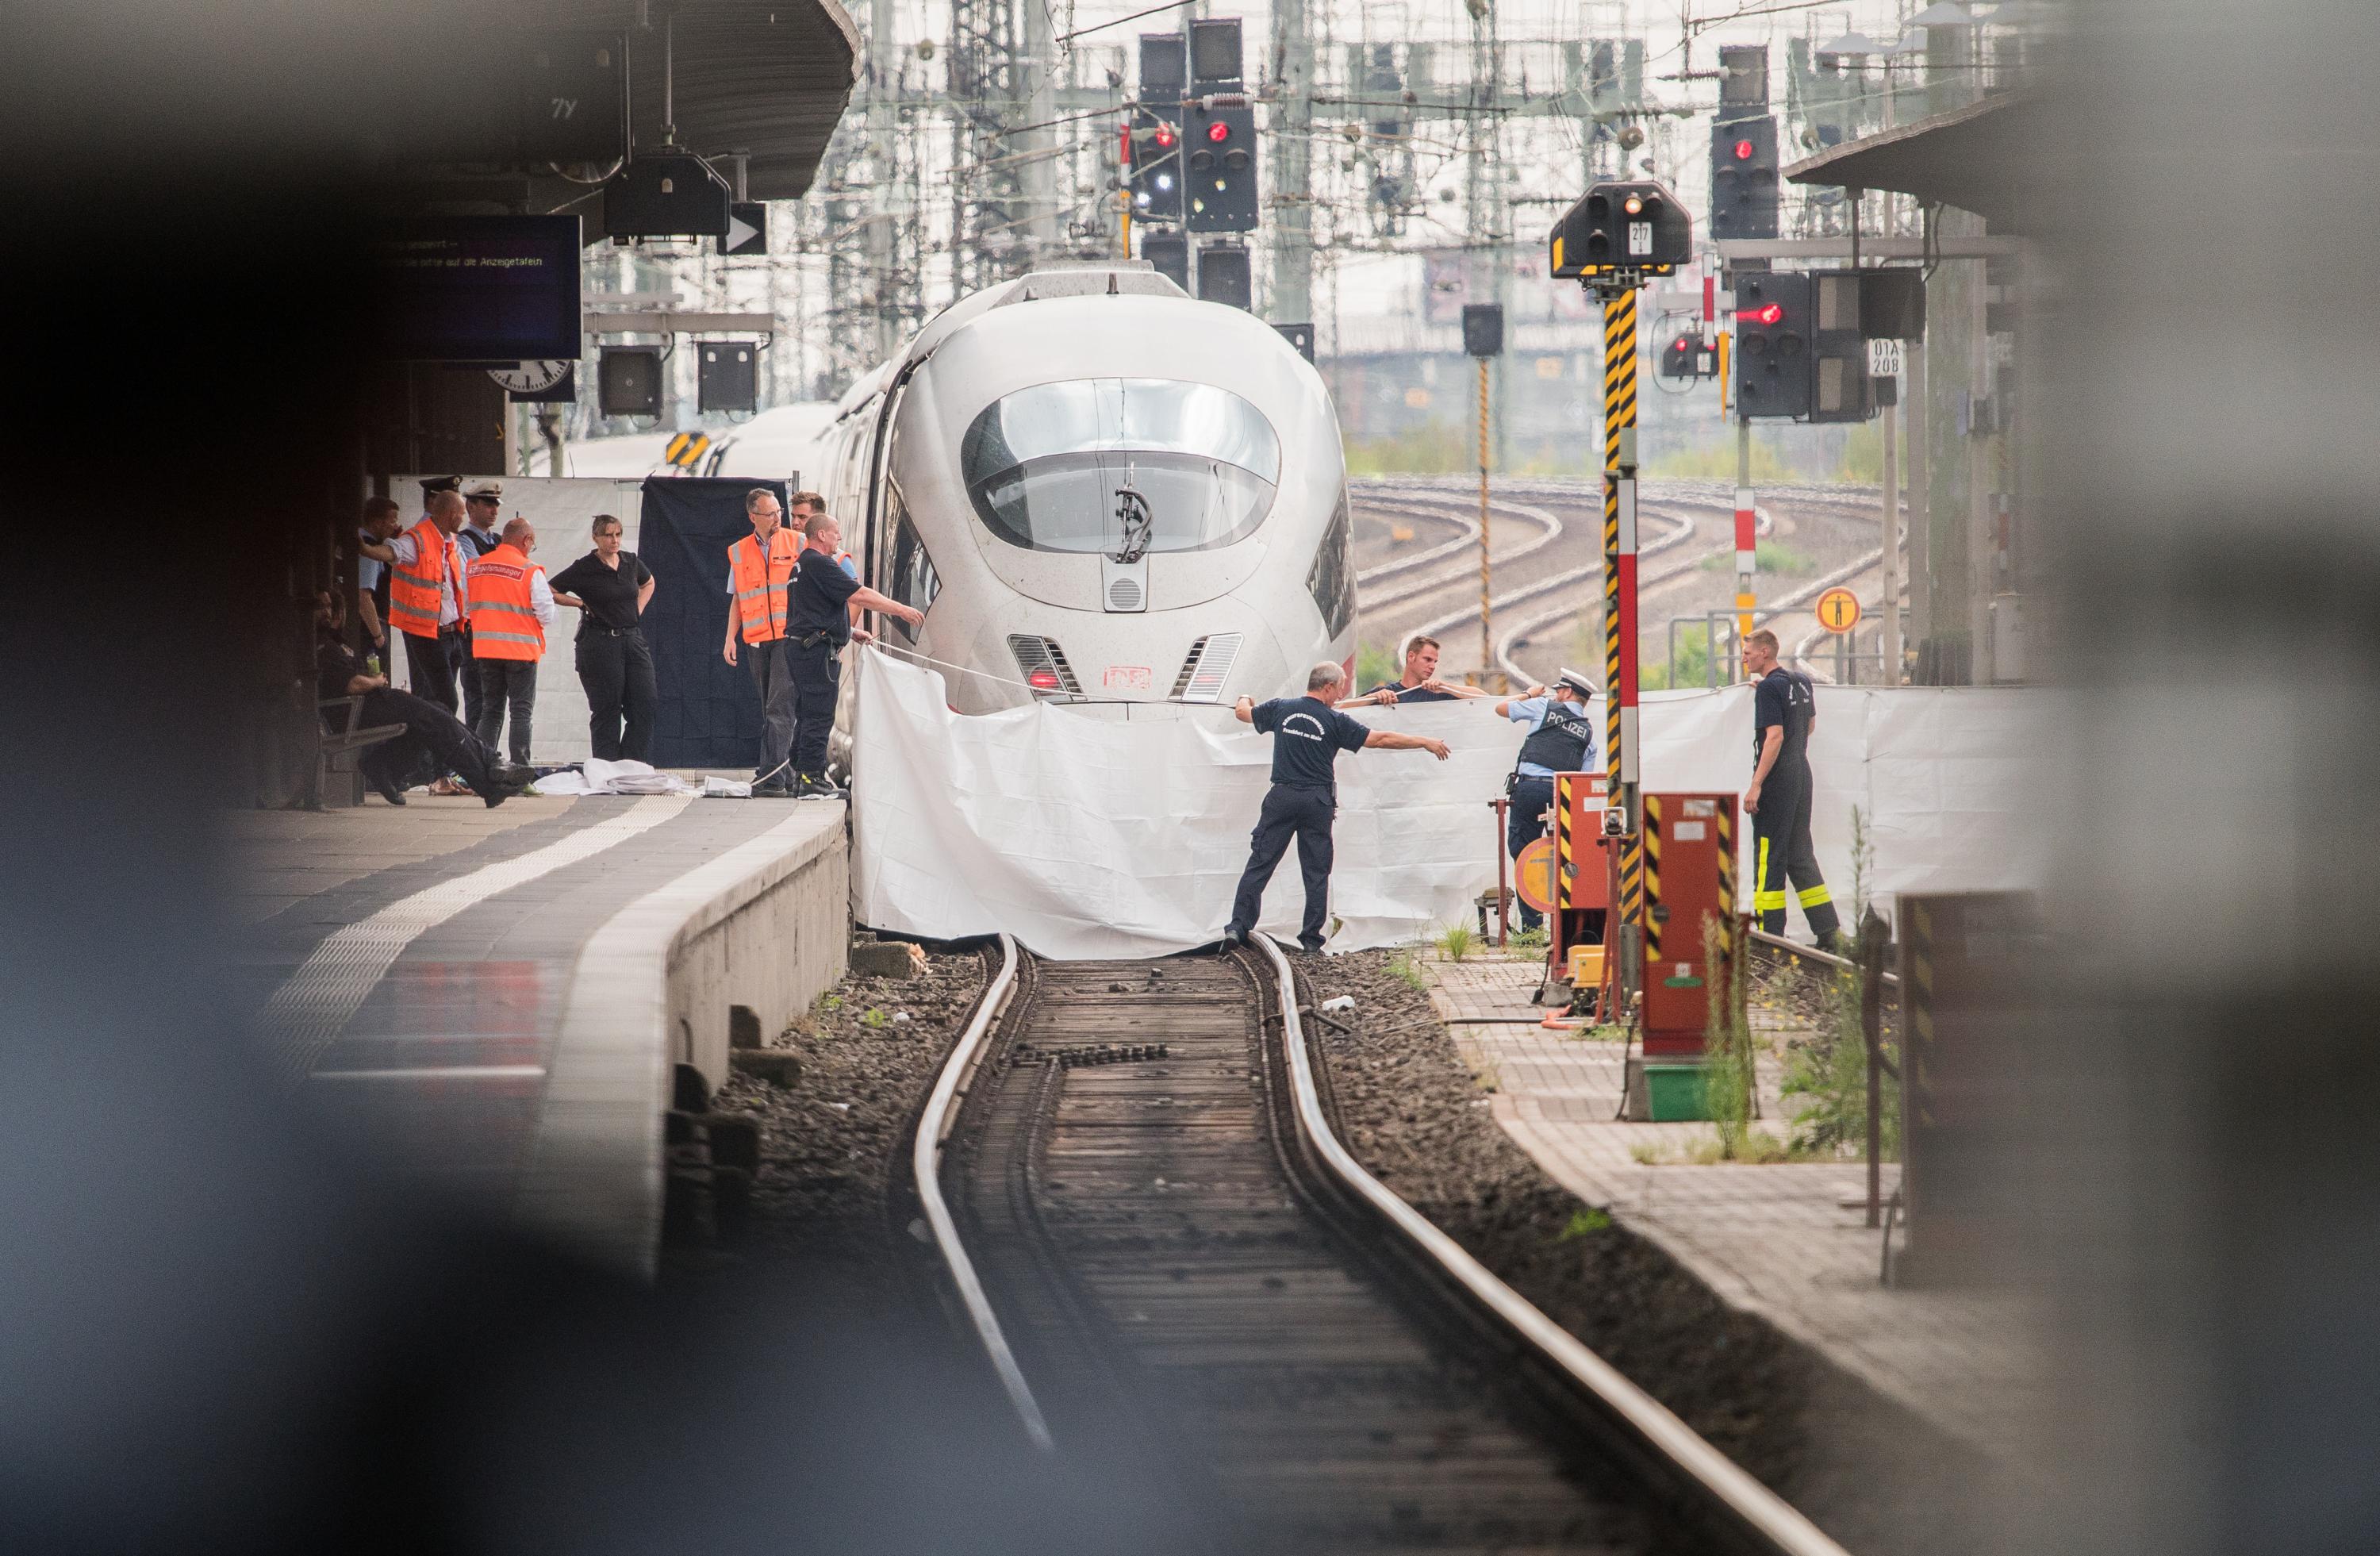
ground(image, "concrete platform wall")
xmin=524 ymin=803 xmax=847 ymax=1276
xmin=665 ymin=807 xmax=850 ymax=1092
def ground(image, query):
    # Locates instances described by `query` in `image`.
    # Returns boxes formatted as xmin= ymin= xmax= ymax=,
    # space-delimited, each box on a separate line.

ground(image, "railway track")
xmin=912 ymin=934 xmax=1847 ymax=1555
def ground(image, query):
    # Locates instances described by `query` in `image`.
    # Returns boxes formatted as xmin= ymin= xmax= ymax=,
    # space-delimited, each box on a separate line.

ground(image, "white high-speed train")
xmin=817 ymin=262 xmax=1354 ymax=717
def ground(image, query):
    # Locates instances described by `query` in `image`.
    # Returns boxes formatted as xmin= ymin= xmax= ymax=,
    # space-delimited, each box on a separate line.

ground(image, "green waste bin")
xmin=1643 ymin=1062 xmax=1710 ymax=1122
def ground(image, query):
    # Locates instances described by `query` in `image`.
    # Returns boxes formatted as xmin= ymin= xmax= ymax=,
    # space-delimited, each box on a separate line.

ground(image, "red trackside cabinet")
xmin=1636 ymin=791 xmax=1740 ymax=1057
xmin=1548 ymin=771 xmax=1610 ymax=980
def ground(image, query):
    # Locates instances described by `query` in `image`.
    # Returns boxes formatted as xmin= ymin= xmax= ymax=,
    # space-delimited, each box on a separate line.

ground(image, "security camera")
xmin=1600 ymin=807 xmax=1630 ymax=839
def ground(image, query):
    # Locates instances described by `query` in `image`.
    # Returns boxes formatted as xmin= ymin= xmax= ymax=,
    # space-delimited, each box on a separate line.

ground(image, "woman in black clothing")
xmin=550 ymin=514 xmax=659 ymax=762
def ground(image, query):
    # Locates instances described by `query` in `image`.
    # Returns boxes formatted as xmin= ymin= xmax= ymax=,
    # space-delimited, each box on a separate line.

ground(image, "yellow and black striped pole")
xmin=1600 ymin=285 xmax=1644 ymax=990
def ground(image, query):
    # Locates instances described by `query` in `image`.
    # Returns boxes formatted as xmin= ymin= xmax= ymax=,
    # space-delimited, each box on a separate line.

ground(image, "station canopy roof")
xmin=516 ymin=0 xmax=861 ymax=201
xmin=1783 ymin=90 xmax=2036 ymax=231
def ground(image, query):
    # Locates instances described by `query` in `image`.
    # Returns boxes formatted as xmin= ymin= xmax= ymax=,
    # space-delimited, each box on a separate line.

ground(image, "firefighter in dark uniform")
xmin=1743 ymin=628 xmax=1843 ymax=947
xmin=1492 ymin=668 xmax=1598 ymax=933
xmin=784 ymin=510 xmax=923 ymax=799
xmin=1221 ymin=662 xmax=1451 ymax=952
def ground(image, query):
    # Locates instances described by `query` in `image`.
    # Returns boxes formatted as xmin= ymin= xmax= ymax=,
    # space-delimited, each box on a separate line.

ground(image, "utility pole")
xmin=1267 ymin=0 xmax=1312 ymax=323
xmin=1478 ymin=354 xmax=1494 ymax=674
xmin=866 ymin=0 xmax=900 ymax=364
xmin=1019 ymin=0 xmax=1058 ymax=263
xmin=1879 ymin=362 xmax=1901 ymax=682
xmin=1906 ymin=332 xmax=1929 ymax=654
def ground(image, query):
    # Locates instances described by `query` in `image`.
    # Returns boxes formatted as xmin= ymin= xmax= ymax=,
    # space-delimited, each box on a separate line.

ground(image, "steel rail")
xmin=910 ymin=932 xmax=1053 ymax=1450
xmin=1252 ymin=932 xmax=1852 ymax=1556
xmin=1747 ymin=924 xmax=1902 ymax=991
xmin=1488 ymin=500 xmax=1722 ymax=685
xmin=1352 ymin=489 xmax=1564 ymax=601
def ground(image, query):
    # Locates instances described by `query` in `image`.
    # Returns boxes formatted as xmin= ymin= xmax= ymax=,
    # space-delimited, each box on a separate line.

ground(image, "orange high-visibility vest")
xmin=728 ymin=528 xmax=798 ymax=644
xmin=388 ymin=517 xmax=451 ymax=640
xmin=465 ymin=543 xmax=545 ymax=661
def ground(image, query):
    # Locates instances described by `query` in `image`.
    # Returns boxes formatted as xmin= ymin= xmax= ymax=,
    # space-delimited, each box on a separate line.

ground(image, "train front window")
xmin=962 ymin=378 xmax=1280 ymax=554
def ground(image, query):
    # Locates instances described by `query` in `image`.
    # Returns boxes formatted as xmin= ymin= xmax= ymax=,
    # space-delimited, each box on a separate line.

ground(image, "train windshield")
xmin=962 ymin=378 xmax=1281 ymax=554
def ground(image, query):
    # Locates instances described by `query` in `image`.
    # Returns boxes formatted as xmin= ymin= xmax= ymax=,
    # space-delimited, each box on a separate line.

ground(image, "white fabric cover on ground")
xmin=851 ymin=651 xmax=2062 ymax=956
xmin=532 ymin=759 xmax=750 ymax=798
xmin=851 ymin=650 xmax=1523 ymax=959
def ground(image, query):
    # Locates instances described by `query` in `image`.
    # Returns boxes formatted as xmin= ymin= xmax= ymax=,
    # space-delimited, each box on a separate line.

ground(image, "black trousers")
xmin=353 ymin=688 xmax=506 ymax=801
xmin=1751 ymin=764 xmax=1841 ymax=941
xmin=789 ymin=640 xmax=842 ymax=779
xmin=473 ymin=659 xmax=537 ymax=765
xmin=401 ymin=629 xmax=456 ymax=712
xmin=575 ymin=627 xmax=656 ymax=763
xmin=458 ymin=632 xmax=484 ymax=732
xmin=1228 ymin=783 xmax=1336 ymax=948
xmin=746 ymin=638 xmax=795 ymax=781
xmin=1507 ymin=774 xmax=1557 ymax=930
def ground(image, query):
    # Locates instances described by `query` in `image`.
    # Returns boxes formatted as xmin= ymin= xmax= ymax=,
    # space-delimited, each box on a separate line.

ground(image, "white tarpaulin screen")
xmin=852 ymin=650 xmax=1524 ymax=959
xmin=852 ymin=651 xmax=2062 ymax=957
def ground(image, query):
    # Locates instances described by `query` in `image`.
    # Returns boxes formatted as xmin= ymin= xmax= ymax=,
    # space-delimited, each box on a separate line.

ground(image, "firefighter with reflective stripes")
xmin=464 ymin=518 xmax=555 ymax=766
xmin=1493 ymin=668 xmax=1597 ymax=933
xmin=1743 ymin=628 xmax=1842 ymax=948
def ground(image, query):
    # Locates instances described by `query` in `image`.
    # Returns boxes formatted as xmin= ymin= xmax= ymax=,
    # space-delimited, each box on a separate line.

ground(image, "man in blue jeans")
xmin=1221 ymin=662 xmax=1452 ymax=952
xmin=1492 ymin=669 xmax=1599 ymax=932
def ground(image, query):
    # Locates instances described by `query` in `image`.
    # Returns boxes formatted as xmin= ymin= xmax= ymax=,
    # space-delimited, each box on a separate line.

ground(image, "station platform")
xmin=1427 ymin=954 xmax=2047 ymax=1467
xmin=223 ymin=789 xmax=850 ymax=1276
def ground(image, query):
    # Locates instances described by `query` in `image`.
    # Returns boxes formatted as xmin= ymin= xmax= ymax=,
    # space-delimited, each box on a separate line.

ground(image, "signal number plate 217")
xmin=1628 ymin=221 xmax=1653 ymax=257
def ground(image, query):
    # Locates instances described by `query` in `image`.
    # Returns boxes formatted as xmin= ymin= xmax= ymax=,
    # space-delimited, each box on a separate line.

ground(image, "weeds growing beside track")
xmin=1700 ymin=913 xmax=1759 ymax=1159
xmin=1436 ymin=922 xmax=1476 ymax=962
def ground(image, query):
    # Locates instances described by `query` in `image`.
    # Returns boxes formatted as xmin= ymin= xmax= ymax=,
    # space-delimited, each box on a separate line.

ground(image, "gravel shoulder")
xmin=1298 ymin=947 xmax=1995 ymax=1556
xmin=665 ymin=944 xmax=988 ymax=1316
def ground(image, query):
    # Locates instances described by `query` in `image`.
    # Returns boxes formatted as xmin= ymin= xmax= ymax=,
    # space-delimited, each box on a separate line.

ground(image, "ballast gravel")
xmin=1297 ymin=947 xmax=1998 ymax=1556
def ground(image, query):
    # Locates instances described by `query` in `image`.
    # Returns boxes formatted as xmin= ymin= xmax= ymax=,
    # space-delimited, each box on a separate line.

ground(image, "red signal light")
xmin=1741 ymin=302 xmax=1783 ymax=326
xmin=1207 ymin=121 xmax=1230 ymax=143
xmin=1028 ymin=670 xmax=1061 ymax=691
xmin=1734 ymin=138 xmax=1755 ymax=161
xmin=1154 ymin=124 xmax=1176 ymax=148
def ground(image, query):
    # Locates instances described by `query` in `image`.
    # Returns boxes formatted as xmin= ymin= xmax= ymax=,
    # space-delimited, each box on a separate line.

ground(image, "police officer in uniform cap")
xmin=1743 ymin=628 xmax=1842 ymax=947
xmin=1492 ymin=669 xmax=1598 ymax=932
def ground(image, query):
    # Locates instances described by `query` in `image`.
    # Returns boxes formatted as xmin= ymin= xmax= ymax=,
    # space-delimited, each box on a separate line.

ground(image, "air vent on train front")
xmin=1107 ymin=576 xmax=1143 ymax=611
xmin=1008 ymin=634 xmax=1083 ymax=698
xmin=1173 ymin=632 xmax=1243 ymax=704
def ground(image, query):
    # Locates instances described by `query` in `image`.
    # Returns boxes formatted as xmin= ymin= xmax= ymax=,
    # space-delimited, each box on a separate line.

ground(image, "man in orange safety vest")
xmin=464 ymin=517 xmax=555 ymax=766
xmin=723 ymin=488 xmax=800 ymax=793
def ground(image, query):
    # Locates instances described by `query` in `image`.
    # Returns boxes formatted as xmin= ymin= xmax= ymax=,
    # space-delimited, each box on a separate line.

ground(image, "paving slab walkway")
xmin=1426 ymin=952 xmax=2047 ymax=1466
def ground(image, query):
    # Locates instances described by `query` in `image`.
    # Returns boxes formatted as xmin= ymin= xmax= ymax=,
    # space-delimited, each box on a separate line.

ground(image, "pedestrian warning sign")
xmin=1816 ymin=587 xmax=1861 ymax=634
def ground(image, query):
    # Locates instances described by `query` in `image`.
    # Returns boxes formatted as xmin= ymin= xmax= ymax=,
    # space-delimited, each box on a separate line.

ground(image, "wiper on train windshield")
xmin=1110 ymin=477 xmax=1154 ymax=563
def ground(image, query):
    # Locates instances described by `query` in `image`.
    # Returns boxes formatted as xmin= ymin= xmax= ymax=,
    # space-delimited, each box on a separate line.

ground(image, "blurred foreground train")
xmin=815 ymin=261 xmax=1355 ymax=715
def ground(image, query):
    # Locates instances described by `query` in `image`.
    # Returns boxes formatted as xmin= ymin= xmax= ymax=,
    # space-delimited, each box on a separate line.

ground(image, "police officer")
xmin=1220 ymin=662 xmax=1452 ymax=952
xmin=1743 ymin=628 xmax=1842 ymax=947
xmin=784 ymin=510 xmax=923 ymax=799
xmin=1492 ymin=669 xmax=1598 ymax=932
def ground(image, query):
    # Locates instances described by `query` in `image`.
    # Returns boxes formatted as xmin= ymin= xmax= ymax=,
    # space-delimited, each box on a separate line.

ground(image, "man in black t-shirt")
xmin=1744 ymin=628 xmax=1841 ymax=947
xmin=785 ymin=510 xmax=923 ymax=799
xmin=1221 ymin=662 xmax=1452 ymax=951
xmin=1343 ymin=633 xmax=1470 ymax=708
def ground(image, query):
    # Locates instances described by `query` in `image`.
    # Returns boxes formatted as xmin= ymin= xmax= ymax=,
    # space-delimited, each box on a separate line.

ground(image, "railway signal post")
xmin=1549 ymin=179 xmax=1691 ymax=1011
